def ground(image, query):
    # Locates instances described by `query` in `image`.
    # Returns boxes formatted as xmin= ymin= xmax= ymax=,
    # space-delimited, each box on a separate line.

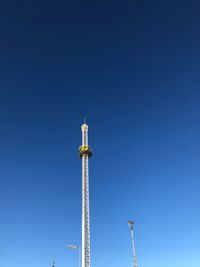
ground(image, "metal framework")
xmin=128 ymin=220 xmax=138 ymax=267
xmin=79 ymin=123 xmax=93 ymax=267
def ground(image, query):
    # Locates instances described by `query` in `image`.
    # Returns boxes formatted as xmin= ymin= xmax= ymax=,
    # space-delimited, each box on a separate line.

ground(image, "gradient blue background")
xmin=0 ymin=1 xmax=200 ymax=267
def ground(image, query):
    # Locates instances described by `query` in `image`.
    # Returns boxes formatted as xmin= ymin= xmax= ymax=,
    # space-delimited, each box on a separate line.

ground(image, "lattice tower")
xmin=79 ymin=123 xmax=93 ymax=267
xmin=128 ymin=220 xmax=138 ymax=267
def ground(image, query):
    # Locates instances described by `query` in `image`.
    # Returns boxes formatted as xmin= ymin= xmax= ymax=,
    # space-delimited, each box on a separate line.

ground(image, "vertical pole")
xmin=80 ymin=123 xmax=92 ymax=267
xmin=128 ymin=221 xmax=138 ymax=267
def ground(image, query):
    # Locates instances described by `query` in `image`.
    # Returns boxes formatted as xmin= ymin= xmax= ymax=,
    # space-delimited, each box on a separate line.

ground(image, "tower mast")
xmin=128 ymin=220 xmax=138 ymax=267
xmin=79 ymin=121 xmax=93 ymax=267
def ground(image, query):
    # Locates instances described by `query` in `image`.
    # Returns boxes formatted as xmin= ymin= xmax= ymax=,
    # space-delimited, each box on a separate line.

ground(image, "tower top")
xmin=81 ymin=117 xmax=88 ymax=128
xmin=81 ymin=123 xmax=88 ymax=130
xmin=79 ymin=118 xmax=92 ymax=158
xmin=81 ymin=117 xmax=88 ymax=130
xmin=52 ymin=259 xmax=55 ymax=267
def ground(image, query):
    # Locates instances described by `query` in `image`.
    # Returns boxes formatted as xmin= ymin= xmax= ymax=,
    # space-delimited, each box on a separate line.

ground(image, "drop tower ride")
xmin=79 ymin=121 xmax=93 ymax=267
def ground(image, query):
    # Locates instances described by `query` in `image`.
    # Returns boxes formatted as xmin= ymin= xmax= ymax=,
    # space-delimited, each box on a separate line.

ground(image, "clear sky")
xmin=0 ymin=1 xmax=200 ymax=267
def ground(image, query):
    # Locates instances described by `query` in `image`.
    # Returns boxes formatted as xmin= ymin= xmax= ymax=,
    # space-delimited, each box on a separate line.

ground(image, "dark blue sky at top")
xmin=0 ymin=1 xmax=200 ymax=267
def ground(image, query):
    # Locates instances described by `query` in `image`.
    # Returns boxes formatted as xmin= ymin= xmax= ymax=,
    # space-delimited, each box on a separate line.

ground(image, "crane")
xmin=128 ymin=220 xmax=138 ymax=267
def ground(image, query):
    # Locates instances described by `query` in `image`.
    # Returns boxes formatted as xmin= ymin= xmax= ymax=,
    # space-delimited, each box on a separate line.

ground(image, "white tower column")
xmin=79 ymin=123 xmax=93 ymax=267
xmin=128 ymin=220 xmax=138 ymax=267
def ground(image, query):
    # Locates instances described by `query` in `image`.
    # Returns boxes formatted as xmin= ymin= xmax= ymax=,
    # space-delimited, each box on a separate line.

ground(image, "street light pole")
xmin=66 ymin=244 xmax=81 ymax=267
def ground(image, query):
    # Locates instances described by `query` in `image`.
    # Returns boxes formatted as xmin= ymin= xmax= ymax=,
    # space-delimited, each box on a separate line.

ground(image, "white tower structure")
xmin=128 ymin=220 xmax=138 ymax=267
xmin=79 ymin=121 xmax=93 ymax=267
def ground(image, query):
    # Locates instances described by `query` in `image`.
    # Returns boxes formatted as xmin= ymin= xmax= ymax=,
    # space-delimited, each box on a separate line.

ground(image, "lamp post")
xmin=66 ymin=244 xmax=81 ymax=267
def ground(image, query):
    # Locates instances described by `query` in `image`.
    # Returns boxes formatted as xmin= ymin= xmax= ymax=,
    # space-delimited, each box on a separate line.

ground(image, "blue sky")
xmin=0 ymin=1 xmax=200 ymax=267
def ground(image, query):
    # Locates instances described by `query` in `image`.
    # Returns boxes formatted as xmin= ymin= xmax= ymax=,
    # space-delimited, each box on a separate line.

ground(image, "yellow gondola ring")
xmin=78 ymin=145 xmax=93 ymax=158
